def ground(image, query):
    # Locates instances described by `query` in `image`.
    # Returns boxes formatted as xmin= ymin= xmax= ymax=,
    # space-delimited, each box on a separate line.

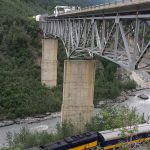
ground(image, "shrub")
xmin=121 ymin=80 xmax=137 ymax=90
xmin=86 ymin=106 xmax=145 ymax=132
xmin=6 ymin=121 xmax=79 ymax=149
xmin=94 ymin=58 xmax=137 ymax=104
xmin=94 ymin=59 xmax=120 ymax=104
xmin=7 ymin=128 xmax=55 ymax=148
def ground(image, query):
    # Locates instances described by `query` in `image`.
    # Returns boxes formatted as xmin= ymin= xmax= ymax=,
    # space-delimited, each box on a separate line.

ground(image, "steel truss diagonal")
xmin=39 ymin=14 xmax=150 ymax=70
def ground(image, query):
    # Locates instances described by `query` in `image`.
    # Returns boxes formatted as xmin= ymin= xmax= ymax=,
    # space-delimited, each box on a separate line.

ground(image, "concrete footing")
xmin=41 ymin=38 xmax=58 ymax=88
xmin=61 ymin=60 xmax=96 ymax=130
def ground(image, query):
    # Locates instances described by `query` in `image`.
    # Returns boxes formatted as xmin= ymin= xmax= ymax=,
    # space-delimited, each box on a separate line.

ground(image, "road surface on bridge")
xmin=51 ymin=0 xmax=150 ymax=18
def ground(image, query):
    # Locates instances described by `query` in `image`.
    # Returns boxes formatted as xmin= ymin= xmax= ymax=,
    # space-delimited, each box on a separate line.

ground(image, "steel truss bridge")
xmin=39 ymin=0 xmax=150 ymax=71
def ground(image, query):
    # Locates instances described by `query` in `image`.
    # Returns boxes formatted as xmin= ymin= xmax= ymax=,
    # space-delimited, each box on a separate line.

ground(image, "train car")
xmin=99 ymin=123 xmax=150 ymax=149
xmin=27 ymin=124 xmax=150 ymax=150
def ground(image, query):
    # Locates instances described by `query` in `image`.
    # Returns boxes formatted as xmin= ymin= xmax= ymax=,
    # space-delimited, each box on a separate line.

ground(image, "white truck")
xmin=54 ymin=6 xmax=80 ymax=17
xmin=35 ymin=14 xmax=48 ymax=22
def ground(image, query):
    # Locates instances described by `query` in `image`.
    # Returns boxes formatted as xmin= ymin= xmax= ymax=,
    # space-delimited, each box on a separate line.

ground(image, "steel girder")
xmin=39 ymin=14 xmax=150 ymax=70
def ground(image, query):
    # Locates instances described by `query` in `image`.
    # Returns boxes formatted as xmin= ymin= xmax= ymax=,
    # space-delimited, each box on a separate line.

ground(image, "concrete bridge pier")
xmin=41 ymin=38 xmax=58 ymax=88
xmin=61 ymin=60 xmax=96 ymax=130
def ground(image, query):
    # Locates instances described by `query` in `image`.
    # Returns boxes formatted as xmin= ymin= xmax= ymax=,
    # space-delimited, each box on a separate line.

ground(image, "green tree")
xmin=86 ymin=106 xmax=145 ymax=132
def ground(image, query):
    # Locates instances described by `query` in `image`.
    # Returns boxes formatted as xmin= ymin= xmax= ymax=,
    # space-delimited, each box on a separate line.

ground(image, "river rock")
xmin=15 ymin=117 xmax=40 ymax=124
xmin=1 ymin=112 xmax=61 ymax=127
xmin=129 ymin=93 xmax=136 ymax=96
xmin=0 ymin=120 xmax=14 ymax=127
xmin=116 ymin=96 xmax=128 ymax=103
xmin=115 ymin=90 xmax=133 ymax=103
xmin=138 ymin=94 xmax=149 ymax=100
xmin=34 ymin=114 xmax=47 ymax=118
xmin=15 ymin=112 xmax=61 ymax=124
xmin=128 ymin=91 xmax=136 ymax=96
xmin=45 ymin=112 xmax=51 ymax=115
xmin=95 ymin=101 xmax=106 ymax=108
xmin=132 ymin=89 xmax=137 ymax=92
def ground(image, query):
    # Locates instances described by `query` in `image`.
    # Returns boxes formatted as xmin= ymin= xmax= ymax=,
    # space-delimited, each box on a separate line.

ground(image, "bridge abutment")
xmin=61 ymin=60 xmax=96 ymax=130
xmin=41 ymin=38 xmax=58 ymax=88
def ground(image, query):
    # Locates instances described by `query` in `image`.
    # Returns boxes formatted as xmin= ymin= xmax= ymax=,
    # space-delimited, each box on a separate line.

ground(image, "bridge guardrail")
xmin=59 ymin=0 xmax=148 ymax=15
xmin=82 ymin=0 xmax=146 ymax=10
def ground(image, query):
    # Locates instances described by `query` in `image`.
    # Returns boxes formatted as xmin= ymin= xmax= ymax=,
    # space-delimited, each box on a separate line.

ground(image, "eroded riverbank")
xmin=0 ymin=116 xmax=61 ymax=148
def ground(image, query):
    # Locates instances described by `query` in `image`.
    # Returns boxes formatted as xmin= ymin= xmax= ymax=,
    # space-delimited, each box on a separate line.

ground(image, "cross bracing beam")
xmin=39 ymin=14 xmax=150 ymax=70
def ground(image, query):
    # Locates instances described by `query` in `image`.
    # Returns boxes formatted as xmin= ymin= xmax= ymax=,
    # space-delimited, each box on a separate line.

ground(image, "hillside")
xmin=0 ymin=0 xmax=64 ymax=119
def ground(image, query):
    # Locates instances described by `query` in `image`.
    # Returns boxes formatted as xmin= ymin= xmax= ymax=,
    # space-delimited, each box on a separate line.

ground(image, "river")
xmin=0 ymin=117 xmax=60 ymax=148
xmin=119 ymin=89 xmax=150 ymax=120
xmin=0 ymin=89 xmax=150 ymax=148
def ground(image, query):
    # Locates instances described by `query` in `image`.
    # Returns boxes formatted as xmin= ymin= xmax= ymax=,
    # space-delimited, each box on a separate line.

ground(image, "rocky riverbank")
xmin=0 ymin=112 xmax=61 ymax=128
xmin=96 ymin=88 xmax=150 ymax=107
xmin=1 ymin=88 xmax=149 ymax=128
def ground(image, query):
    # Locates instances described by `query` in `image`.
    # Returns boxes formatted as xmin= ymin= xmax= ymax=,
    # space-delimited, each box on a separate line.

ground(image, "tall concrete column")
xmin=61 ymin=60 xmax=96 ymax=130
xmin=41 ymin=38 xmax=58 ymax=88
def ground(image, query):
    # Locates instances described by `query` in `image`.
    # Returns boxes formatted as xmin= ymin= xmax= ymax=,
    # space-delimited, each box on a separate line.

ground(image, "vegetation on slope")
xmin=0 ymin=0 xmax=63 ymax=119
xmin=94 ymin=58 xmax=136 ymax=105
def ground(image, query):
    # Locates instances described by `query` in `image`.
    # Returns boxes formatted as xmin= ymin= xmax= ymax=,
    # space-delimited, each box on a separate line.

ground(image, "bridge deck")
xmin=51 ymin=0 xmax=150 ymax=18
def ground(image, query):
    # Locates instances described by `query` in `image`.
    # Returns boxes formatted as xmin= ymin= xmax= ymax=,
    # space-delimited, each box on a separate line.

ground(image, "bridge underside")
xmin=40 ymin=14 xmax=150 ymax=71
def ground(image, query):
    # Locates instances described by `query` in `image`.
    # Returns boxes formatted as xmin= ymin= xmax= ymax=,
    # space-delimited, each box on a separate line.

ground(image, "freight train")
xmin=29 ymin=123 xmax=150 ymax=150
